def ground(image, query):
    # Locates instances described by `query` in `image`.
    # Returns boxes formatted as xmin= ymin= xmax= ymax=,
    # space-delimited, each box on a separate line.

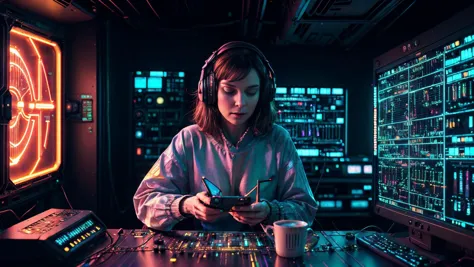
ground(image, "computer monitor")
xmin=1 ymin=24 xmax=62 ymax=191
xmin=374 ymin=5 xmax=474 ymax=251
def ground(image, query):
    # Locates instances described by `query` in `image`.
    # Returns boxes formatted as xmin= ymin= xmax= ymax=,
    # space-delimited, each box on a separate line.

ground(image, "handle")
xmin=306 ymin=228 xmax=316 ymax=243
xmin=305 ymin=228 xmax=319 ymax=251
xmin=262 ymin=225 xmax=275 ymax=242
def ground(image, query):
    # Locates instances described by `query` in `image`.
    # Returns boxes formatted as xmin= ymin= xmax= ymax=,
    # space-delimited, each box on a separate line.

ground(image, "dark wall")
xmin=64 ymin=20 xmax=99 ymax=212
xmin=108 ymin=23 xmax=374 ymax=157
xmin=104 ymin=21 xmax=374 ymax=227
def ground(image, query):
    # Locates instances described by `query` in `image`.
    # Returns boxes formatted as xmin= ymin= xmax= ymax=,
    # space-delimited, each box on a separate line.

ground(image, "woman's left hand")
xmin=229 ymin=202 xmax=270 ymax=225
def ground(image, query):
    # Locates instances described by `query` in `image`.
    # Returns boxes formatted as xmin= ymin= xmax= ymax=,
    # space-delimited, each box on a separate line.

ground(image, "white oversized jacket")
xmin=133 ymin=124 xmax=318 ymax=231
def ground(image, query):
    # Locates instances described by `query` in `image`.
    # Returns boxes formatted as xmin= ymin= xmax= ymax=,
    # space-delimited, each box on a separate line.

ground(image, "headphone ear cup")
xmin=201 ymin=71 xmax=211 ymax=105
xmin=270 ymin=82 xmax=276 ymax=101
xmin=198 ymin=80 xmax=204 ymax=103
xmin=207 ymin=72 xmax=216 ymax=105
xmin=267 ymin=73 xmax=276 ymax=102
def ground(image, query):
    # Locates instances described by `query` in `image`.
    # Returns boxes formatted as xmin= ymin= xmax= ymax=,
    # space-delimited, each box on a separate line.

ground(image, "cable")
xmin=89 ymin=230 xmax=154 ymax=266
xmin=114 ymin=231 xmax=154 ymax=250
xmin=0 ymin=209 xmax=20 ymax=221
xmin=60 ymin=184 xmax=74 ymax=209
xmin=331 ymin=221 xmax=346 ymax=236
xmin=19 ymin=202 xmax=37 ymax=220
xmin=313 ymin=161 xmax=326 ymax=198
xmin=77 ymin=231 xmax=117 ymax=266
xmin=311 ymin=161 xmax=327 ymax=217
xmin=450 ymin=256 xmax=474 ymax=267
xmin=314 ymin=219 xmax=362 ymax=267
xmin=354 ymin=225 xmax=385 ymax=236
xmin=0 ymin=201 xmax=39 ymax=222
xmin=386 ymin=222 xmax=396 ymax=233
xmin=95 ymin=230 xmax=155 ymax=266
xmin=94 ymin=232 xmax=127 ymax=267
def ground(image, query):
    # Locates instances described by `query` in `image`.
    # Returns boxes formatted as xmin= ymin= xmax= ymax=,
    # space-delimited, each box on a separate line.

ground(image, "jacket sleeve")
xmin=133 ymin=130 xmax=191 ymax=231
xmin=262 ymin=129 xmax=318 ymax=227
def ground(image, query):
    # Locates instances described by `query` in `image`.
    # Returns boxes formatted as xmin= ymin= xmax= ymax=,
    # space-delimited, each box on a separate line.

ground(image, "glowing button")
xmin=64 ymin=247 xmax=70 ymax=252
xmin=135 ymin=131 xmax=143 ymax=139
xmin=156 ymin=97 xmax=164 ymax=105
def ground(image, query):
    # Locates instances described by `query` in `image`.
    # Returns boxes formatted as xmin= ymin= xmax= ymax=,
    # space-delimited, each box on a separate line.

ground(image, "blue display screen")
xmin=376 ymin=30 xmax=474 ymax=233
xmin=54 ymin=219 xmax=95 ymax=246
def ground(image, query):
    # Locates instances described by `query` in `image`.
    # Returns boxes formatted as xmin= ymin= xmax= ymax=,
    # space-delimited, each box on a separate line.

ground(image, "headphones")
xmin=197 ymin=41 xmax=276 ymax=106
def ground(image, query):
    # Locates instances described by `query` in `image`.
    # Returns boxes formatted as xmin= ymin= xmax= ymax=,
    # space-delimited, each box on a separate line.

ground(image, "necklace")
xmin=220 ymin=127 xmax=250 ymax=149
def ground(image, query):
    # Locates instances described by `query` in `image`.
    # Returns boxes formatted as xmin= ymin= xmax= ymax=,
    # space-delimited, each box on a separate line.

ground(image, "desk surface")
xmin=77 ymin=229 xmax=397 ymax=267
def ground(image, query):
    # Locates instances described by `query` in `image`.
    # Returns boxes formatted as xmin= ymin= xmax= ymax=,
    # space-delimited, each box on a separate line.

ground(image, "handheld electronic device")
xmin=201 ymin=177 xmax=251 ymax=211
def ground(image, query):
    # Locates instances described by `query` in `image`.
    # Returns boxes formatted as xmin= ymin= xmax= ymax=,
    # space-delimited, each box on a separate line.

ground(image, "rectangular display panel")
xmin=375 ymin=30 xmax=474 ymax=233
xmin=51 ymin=217 xmax=104 ymax=255
xmin=275 ymin=87 xmax=347 ymax=160
xmin=132 ymin=70 xmax=187 ymax=182
xmin=8 ymin=27 xmax=62 ymax=185
xmin=308 ymin=157 xmax=373 ymax=217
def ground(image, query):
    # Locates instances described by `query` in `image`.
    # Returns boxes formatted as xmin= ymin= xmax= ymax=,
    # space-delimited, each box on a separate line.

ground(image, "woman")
xmin=133 ymin=41 xmax=318 ymax=231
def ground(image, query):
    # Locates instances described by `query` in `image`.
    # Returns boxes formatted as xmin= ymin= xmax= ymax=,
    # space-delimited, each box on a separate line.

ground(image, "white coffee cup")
xmin=262 ymin=220 xmax=315 ymax=258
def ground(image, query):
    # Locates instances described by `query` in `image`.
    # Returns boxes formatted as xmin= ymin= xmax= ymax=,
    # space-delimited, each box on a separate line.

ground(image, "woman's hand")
xmin=183 ymin=192 xmax=226 ymax=222
xmin=229 ymin=202 xmax=270 ymax=226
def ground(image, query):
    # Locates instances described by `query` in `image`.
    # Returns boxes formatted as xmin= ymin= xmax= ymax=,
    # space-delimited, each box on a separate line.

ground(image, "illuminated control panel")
xmin=53 ymin=218 xmax=103 ymax=253
xmin=8 ymin=27 xmax=62 ymax=185
xmin=274 ymin=87 xmax=347 ymax=163
xmin=132 ymin=71 xmax=187 ymax=181
xmin=309 ymin=157 xmax=373 ymax=217
xmin=153 ymin=230 xmax=319 ymax=253
xmin=375 ymin=31 xmax=474 ymax=232
xmin=159 ymin=231 xmax=273 ymax=252
xmin=0 ymin=209 xmax=106 ymax=263
xmin=65 ymin=95 xmax=93 ymax=122
xmin=20 ymin=209 xmax=81 ymax=235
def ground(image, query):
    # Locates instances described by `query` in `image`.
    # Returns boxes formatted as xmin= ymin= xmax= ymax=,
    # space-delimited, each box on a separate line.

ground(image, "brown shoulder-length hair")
xmin=192 ymin=47 xmax=277 ymax=139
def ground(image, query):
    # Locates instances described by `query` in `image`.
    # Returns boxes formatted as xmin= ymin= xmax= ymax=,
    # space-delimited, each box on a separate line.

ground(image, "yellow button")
xmin=64 ymin=247 xmax=70 ymax=252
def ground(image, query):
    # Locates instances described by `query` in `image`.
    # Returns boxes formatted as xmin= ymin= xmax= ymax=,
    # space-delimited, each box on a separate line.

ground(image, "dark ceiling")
xmin=3 ymin=0 xmax=474 ymax=51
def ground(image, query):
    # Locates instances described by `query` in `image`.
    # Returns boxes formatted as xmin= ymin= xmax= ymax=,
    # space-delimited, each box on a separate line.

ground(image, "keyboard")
xmin=357 ymin=233 xmax=435 ymax=267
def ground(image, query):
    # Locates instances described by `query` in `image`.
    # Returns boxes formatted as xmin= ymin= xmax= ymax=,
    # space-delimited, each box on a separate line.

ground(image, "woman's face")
xmin=217 ymin=68 xmax=260 ymax=128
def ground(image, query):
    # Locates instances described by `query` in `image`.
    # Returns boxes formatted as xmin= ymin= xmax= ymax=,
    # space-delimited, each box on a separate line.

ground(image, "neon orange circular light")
xmin=8 ymin=27 xmax=62 ymax=185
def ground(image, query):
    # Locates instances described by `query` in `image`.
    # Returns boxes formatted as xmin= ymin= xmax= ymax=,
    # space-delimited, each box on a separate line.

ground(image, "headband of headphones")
xmin=198 ymin=41 xmax=276 ymax=105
